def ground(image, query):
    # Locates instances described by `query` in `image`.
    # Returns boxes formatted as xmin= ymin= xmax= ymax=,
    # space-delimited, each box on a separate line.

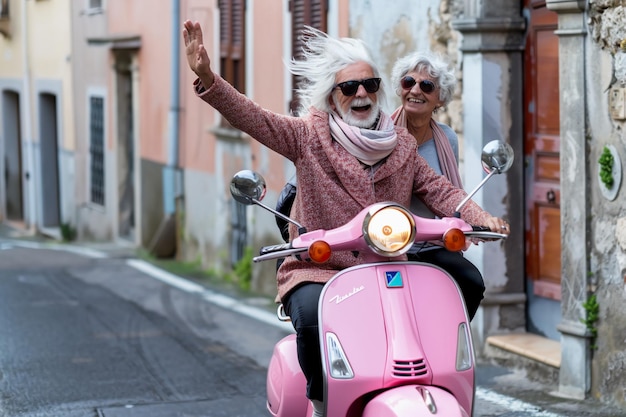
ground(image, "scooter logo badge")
xmin=329 ymin=286 xmax=365 ymax=304
xmin=385 ymin=271 xmax=403 ymax=287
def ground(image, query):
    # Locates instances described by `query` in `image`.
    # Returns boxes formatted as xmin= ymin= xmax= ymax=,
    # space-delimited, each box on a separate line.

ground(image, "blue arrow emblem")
xmin=385 ymin=271 xmax=403 ymax=287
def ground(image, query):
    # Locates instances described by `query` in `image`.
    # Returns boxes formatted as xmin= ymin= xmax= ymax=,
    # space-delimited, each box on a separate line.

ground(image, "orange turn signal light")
xmin=443 ymin=228 xmax=466 ymax=252
xmin=309 ymin=240 xmax=332 ymax=263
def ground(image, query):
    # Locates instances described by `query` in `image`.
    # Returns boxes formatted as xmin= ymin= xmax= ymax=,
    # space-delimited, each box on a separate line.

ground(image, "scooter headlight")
xmin=363 ymin=204 xmax=415 ymax=256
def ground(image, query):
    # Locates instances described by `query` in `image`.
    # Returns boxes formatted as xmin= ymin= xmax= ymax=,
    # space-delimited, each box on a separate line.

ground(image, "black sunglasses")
xmin=400 ymin=76 xmax=436 ymax=93
xmin=334 ymin=78 xmax=382 ymax=96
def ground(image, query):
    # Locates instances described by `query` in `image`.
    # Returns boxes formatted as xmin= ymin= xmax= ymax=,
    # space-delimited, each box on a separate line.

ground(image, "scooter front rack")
xmin=277 ymin=304 xmax=291 ymax=322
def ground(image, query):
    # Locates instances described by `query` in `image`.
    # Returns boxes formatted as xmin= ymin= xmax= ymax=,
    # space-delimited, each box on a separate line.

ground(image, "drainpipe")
xmin=21 ymin=0 xmax=37 ymax=232
xmin=150 ymin=0 xmax=180 ymax=257
xmin=163 ymin=0 xmax=180 ymax=215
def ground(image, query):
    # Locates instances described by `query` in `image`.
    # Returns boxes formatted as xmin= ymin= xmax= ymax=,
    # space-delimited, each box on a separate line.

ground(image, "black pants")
xmin=282 ymin=250 xmax=484 ymax=402
xmin=283 ymin=283 xmax=324 ymax=402
xmin=407 ymin=248 xmax=485 ymax=320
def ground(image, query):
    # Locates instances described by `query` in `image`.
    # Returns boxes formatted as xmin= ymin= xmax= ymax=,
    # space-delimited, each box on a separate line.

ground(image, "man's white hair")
xmin=287 ymin=26 xmax=387 ymax=115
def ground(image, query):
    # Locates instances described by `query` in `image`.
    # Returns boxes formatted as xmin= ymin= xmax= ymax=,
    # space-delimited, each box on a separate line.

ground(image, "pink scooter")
xmin=230 ymin=141 xmax=514 ymax=417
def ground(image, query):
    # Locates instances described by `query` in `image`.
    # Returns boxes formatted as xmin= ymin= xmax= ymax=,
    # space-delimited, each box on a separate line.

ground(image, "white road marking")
xmin=127 ymin=259 xmax=205 ymax=293
xmin=475 ymin=386 xmax=564 ymax=417
xmin=0 ymin=239 xmax=108 ymax=258
xmin=127 ymin=259 xmax=295 ymax=334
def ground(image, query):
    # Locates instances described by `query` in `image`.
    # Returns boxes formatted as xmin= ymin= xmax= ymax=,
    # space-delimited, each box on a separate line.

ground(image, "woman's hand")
xmin=182 ymin=20 xmax=215 ymax=87
xmin=483 ymin=216 xmax=510 ymax=235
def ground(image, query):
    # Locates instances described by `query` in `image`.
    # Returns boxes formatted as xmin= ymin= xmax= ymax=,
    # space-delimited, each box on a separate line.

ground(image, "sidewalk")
xmin=0 ymin=221 xmax=138 ymax=258
xmin=0 ymin=221 xmax=39 ymax=240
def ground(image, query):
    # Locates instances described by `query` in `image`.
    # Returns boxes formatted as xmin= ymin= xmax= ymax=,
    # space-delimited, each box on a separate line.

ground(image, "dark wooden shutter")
xmin=219 ymin=0 xmax=245 ymax=94
xmin=289 ymin=0 xmax=328 ymax=115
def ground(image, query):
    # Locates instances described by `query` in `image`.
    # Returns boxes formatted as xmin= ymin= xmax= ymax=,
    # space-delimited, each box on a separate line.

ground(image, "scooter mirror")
xmin=230 ymin=170 xmax=267 ymax=205
xmin=481 ymin=140 xmax=514 ymax=174
xmin=454 ymin=140 xmax=515 ymax=214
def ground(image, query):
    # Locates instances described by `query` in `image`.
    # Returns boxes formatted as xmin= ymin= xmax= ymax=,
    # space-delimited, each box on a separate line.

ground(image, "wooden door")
xmin=2 ymin=91 xmax=24 ymax=221
xmin=524 ymin=0 xmax=561 ymax=300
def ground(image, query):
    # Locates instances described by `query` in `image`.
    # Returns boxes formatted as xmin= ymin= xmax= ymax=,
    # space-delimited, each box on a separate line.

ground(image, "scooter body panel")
xmin=320 ymin=262 xmax=474 ymax=416
xmin=266 ymin=261 xmax=475 ymax=417
xmin=362 ymin=385 xmax=469 ymax=417
xmin=266 ymin=334 xmax=308 ymax=417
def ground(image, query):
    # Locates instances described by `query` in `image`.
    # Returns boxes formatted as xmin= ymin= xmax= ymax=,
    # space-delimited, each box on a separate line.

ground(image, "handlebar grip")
xmin=465 ymin=231 xmax=507 ymax=240
xmin=472 ymin=225 xmax=491 ymax=232
xmin=259 ymin=243 xmax=292 ymax=256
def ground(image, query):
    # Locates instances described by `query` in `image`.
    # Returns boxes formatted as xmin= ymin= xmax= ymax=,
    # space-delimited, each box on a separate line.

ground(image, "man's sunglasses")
xmin=400 ymin=76 xmax=436 ymax=94
xmin=333 ymin=78 xmax=382 ymax=96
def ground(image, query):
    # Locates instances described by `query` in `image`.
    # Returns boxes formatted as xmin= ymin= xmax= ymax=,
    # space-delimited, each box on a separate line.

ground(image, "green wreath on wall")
xmin=597 ymin=144 xmax=622 ymax=201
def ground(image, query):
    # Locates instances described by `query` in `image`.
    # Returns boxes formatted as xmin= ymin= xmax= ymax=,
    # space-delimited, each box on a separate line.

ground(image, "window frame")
xmin=87 ymin=91 xmax=106 ymax=207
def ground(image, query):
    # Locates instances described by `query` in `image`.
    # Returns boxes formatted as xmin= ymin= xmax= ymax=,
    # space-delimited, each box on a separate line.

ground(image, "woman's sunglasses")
xmin=400 ymin=76 xmax=436 ymax=94
xmin=333 ymin=78 xmax=382 ymax=96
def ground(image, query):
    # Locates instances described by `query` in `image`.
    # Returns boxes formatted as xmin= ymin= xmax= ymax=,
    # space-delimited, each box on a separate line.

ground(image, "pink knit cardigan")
xmin=195 ymin=75 xmax=491 ymax=301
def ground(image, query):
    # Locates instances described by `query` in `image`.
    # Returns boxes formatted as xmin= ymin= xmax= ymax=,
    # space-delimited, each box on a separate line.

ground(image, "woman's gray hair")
xmin=390 ymin=51 xmax=457 ymax=108
xmin=288 ymin=26 xmax=387 ymax=115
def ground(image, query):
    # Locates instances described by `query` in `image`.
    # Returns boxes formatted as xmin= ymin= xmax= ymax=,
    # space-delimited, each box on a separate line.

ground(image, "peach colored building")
xmin=0 ymin=0 xmax=76 ymax=238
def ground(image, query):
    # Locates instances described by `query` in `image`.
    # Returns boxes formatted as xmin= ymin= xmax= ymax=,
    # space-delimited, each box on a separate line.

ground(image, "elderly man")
xmin=183 ymin=20 xmax=509 ymax=417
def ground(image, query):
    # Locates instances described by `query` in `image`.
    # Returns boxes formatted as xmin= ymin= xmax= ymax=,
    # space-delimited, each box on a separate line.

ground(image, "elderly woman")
xmin=390 ymin=51 xmax=486 ymax=320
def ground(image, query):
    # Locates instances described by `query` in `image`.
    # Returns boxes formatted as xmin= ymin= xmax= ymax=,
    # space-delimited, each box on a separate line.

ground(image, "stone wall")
xmin=587 ymin=0 xmax=626 ymax=407
xmin=350 ymin=0 xmax=466 ymax=167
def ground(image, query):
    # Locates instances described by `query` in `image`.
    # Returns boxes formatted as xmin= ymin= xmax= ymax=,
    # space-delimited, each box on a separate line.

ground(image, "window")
xmin=219 ymin=0 xmax=246 ymax=94
xmin=0 ymin=0 xmax=9 ymax=37
xmin=89 ymin=96 xmax=105 ymax=205
xmin=0 ymin=0 xmax=9 ymax=19
xmin=84 ymin=0 xmax=103 ymax=15
xmin=290 ymin=0 xmax=327 ymax=115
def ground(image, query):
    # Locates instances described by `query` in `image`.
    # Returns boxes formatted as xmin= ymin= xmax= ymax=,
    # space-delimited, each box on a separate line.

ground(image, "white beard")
xmin=334 ymin=96 xmax=381 ymax=129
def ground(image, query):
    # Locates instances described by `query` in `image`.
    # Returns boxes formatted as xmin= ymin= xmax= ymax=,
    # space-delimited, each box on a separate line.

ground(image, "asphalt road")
xmin=0 ymin=242 xmax=286 ymax=417
xmin=0 ymin=235 xmax=623 ymax=417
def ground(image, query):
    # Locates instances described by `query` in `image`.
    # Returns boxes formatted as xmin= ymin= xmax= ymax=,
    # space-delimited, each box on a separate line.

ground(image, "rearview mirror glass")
xmin=481 ymin=140 xmax=514 ymax=174
xmin=230 ymin=170 xmax=266 ymax=205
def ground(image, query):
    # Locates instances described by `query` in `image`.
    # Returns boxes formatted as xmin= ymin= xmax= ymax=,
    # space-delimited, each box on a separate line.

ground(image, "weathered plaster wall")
xmin=587 ymin=0 xmax=626 ymax=407
xmin=349 ymin=0 xmax=464 ymax=161
xmin=71 ymin=3 xmax=114 ymax=241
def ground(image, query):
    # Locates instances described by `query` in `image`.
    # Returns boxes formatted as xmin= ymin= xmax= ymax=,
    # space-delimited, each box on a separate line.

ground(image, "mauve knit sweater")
xmin=195 ymin=75 xmax=491 ymax=302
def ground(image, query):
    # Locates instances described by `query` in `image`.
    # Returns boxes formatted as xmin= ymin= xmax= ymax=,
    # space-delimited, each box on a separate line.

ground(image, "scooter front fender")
xmin=266 ymin=334 xmax=308 ymax=417
xmin=362 ymin=385 xmax=469 ymax=417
